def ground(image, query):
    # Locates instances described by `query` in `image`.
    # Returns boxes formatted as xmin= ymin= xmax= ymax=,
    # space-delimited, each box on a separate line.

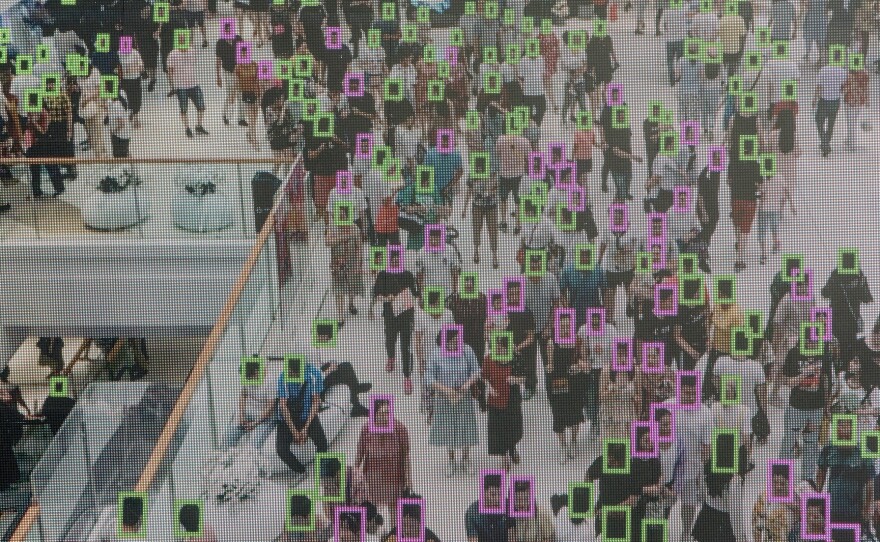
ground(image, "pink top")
xmin=356 ymin=421 xmax=411 ymax=506
xmin=572 ymin=129 xmax=596 ymax=160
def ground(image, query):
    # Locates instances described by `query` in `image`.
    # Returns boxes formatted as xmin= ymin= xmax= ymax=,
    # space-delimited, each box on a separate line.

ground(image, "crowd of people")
xmin=0 ymin=0 xmax=878 ymax=538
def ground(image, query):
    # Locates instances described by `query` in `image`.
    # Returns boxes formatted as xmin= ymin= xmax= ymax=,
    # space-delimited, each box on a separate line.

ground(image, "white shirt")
xmin=326 ymin=186 xmax=368 ymax=231
xmin=667 ymin=208 xmax=701 ymax=241
xmin=691 ymin=12 xmax=719 ymax=40
xmin=663 ymin=8 xmax=691 ymax=41
xmin=394 ymin=124 xmax=422 ymax=166
xmin=241 ymin=363 xmax=280 ymax=419
xmin=520 ymin=217 xmax=555 ymax=250
xmin=578 ymin=326 xmax=614 ymax=370
xmin=765 ymin=58 xmax=799 ymax=103
xmin=601 ymin=230 xmax=638 ymax=272
xmin=119 ymin=50 xmax=145 ymax=79
xmin=389 ymin=63 xmax=417 ymax=103
xmin=663 ymin=398 xmax=710 ymax=478
xmin=653 ymin=155 xmax=684 ymax=190
xmin=518 ymin=56 xmax=546 ymax=96
xmin=414 ymin=249 xmax=462 ymax=295
xmin=817 ymin=65 xmax=847 ymax=101
xmin=107 ymin=100 xmax=133 ymax=140
xmin=414 ymin=307 xmax=455 ymax=358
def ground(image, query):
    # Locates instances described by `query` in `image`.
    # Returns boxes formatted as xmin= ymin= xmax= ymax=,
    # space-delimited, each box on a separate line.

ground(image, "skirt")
xmin=486 ymin=388 xmax=523 ymax=455
xmin=730 ymin=199 xmax=757 ymax=234
xmin=430 ymin=393 xmax=479 ymax=448
xmin=692 ymin=503 xmax=736 ymax=542
xmin=330 ymin=235 xmax=366 ymax=297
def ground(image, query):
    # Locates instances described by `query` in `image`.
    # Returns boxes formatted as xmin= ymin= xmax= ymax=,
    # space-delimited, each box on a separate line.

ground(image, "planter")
xmin=172 ymin=191 xmax=236 ymax=233
xmin=82 ymin=187 xmax=149 ymax=231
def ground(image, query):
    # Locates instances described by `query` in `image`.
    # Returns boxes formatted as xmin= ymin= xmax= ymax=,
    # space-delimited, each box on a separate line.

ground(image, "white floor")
xmin=5 ymin=0 xmax=880 ymax=539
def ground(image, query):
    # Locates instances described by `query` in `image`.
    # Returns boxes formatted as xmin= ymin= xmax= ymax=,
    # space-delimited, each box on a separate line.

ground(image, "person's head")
xmin=657 ymin=408 xmax=673 ymax=436
xmin=388 ymin=249 xmax=401 ymax=271
xmin=483 ymin=474 xmax=503 ymax=509
xmin=687 ymin=40 xmax=700 ymax=57
xmin=320 ymin=458 xmax=343 ymax=497
xmin=805 ymin=499 xmax=826 ymax=534
xmin=121 ymin=497 xmax=143 ymax=532
xmin=179 ymin=504 xmax=201 ymax=533
xmin=316 ymin=323 xmax=334 ymax=344
xmin=428 ymin=227 xmax=443 ymax=248
xmin=289 ymin=495 xmax=312 ymax=526
xmin=339 ymin=512 xmax=362 ymax=542
xmin=680 ymin=374 xmax=697 ymax=405
xmin=676 ymin=188 xmax=688 ymax=209
xmin=835 ymin=416 xmax=854 ymax=444
xmin=636 ymin=426 xmax=653 ymax=452
xmin=506 ymin=280 xmax=521 ymax=306
xmin=558 ymin=313 xmax=572 ymax=337
xmin=400 ymin=503 xmax=421 ymax=537
xmin=463 ymin=274 xmax=476 ymax=295
xmin=608 ymin=442 xmax=626 ymax=467
xmin=374 ymin=398 xmax=391 ymax=427
xmin=363 ymin=502 xmax=383 ymax=534
xmin=771 ymin=464 xmax=790 ymax=497
xmin=658 ymin=288 xmax=674 ymax=312
xmin=513 ymin=480 xmax=532 ymax=513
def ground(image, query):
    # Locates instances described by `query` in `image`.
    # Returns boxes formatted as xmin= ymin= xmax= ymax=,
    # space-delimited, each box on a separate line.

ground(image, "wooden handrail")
xmin=134 ymin=211 xmax=276 ymax=492
xmin=8 ymin=503 xmax=40 ymax=542
xmin=60 ymin=339 xmax=93 ymax=377
xmin=8 ymin=155 xmax=302 ymax=541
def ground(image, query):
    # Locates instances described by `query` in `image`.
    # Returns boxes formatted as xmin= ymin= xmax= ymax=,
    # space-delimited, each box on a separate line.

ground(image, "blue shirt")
xmin=424 ymin=147 xmax=463 ymax=196
xmin=560 ymin=264 xmax=607 ymax=318
xmin=277 ymin=363 xmax=324 ymax=422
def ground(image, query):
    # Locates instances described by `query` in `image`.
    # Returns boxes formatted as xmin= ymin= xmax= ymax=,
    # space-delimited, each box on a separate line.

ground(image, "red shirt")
xmin=483 ymin=358 xmax=512 ymax=409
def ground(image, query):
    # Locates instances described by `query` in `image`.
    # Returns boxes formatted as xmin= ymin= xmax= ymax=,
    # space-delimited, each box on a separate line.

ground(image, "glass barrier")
xmin=8 ymin=156 xmax=307 ymax=541
xmin=0 ymin=158 xmax=298 ymax=242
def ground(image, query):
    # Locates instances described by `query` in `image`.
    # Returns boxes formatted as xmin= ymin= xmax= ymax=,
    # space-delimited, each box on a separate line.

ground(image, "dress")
xmin=546 ymin=340 xmax=587 ymax=434
xmin=356 ymin=420 xmax=410 ymax=507
xmin=599 ymin=370 xmax=638 ymax=439
xmin=484 ymin=358 xmax=524 ymax=455
xmin=426 ymin=345 xmax=480 ymax=448
xmin=329 ymin=229 xmax=366 ymax=297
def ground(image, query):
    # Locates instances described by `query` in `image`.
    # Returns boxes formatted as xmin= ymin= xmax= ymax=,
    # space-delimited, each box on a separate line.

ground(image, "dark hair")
xmin=401 ymin=503 xmax=421 ymax=519
xmin=484 ymin=474 xmax=502 ymax=489
xmin=121 ymin=497 xmax=143 ymax=527
xmin=514 ymin=480 xmax=531 ymax=493
xmin=771 ymin=464 xmax=789 ymax=477
xmin=550 ymin=493 xmax=568 ymax=515
xmin=290 ymin=495 xmax=312 ymax=517
xmin=321 ymin=457 xmax=342 ymax=479
xmin=680 ymin=374 xmax=697 ymax=387
xmin=179 ymin=504 xmax=200 ymax=532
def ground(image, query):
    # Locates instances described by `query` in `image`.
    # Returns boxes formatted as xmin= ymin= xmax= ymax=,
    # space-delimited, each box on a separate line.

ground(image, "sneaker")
xmin=459 ymin=458 xmax=473 ymax=475
xmin=404 ymin=377 xmax=413 ymax=395
xmin=348 ymin=303 xmax=358 ymax=315
xmin=185 ymin=127 xmax=194 ymax=138
xmin=0 ymin=203 xmax=10 ymax=213
xmin=386 ymin=357 xmax=395 ymax=373
xmin=195 ymin=125 xmax=209 ymax=136
xmin=351 ymin=404 xmax=369 ymax=417
xmin=238 ymin=119 xmax=249 ymax=127
xmin=223 ymin=115 xmax=230 ymax=125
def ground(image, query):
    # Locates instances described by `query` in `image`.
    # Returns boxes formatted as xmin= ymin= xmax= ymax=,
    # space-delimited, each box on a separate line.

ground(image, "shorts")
xmin=176 ymin=86 xmax=206 ymax=114
xmin=498 ymin=175 xmax=522 ymax=204
xmin=730 ymin=199 xmax=757 ymax=234
xmin=757 ymin=209 xmax=779 ymax=237
xmin=606 ymin=269 xmax=635 ymax=289
xmin=183 ymin=9 xmax=205 ymax=27
xmin=241 ymin=91 xmax=257 ymax=105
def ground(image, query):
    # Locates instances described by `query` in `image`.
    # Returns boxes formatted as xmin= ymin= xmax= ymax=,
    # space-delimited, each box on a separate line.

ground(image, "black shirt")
xmin=783 ymin=347 xmax=831 ymax=410
xmin=506 ymin=309 xmax=536 ymax=352
xmin=606 ymin=128 xmax=633 ymax=175
xmin=697 ymin=166 xmax=720 ymax=215
xmin=216 ymin=36 xmax=243 ymax=73
xmin=587 ymin=455 xmax=640 ymax=506
xmin=325 ymin=44 xmax=354 ymax=92
xmin=821 ymin=270 xmax=873 ymax=331
xmin=372 ymin=270 xmax=419 ymax=317
xmin=677 ymin=305 xmax=709 ymax=352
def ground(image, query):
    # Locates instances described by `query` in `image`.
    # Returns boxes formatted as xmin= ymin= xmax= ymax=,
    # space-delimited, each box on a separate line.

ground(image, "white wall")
xmin=0 ymin=239 xmax=253 ymax=339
